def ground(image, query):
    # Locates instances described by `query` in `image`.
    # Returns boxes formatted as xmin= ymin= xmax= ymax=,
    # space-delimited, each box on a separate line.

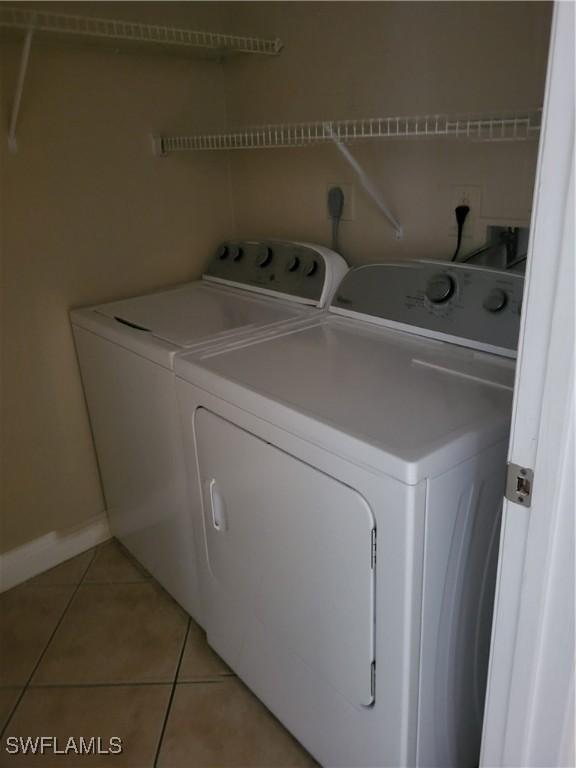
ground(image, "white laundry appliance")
xmin=175 ymin=260 xmax=524 ymax=767
xmin=70 ymin=240 xmax=347 ymax=619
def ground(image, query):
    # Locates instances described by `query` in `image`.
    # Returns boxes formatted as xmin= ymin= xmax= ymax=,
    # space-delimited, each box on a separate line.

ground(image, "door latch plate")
xmin=505 ymin=463 xmax=534 ymax=507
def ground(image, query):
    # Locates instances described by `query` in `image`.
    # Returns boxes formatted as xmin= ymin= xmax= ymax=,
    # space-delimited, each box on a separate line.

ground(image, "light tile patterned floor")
xmin=0 ymin=540 xmax=317 ymax=767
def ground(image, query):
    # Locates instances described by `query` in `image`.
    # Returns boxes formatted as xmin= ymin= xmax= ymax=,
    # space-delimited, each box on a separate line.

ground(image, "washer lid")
xmin=177 ymin=317 xmax=515 ymax=483
xmin=95 ymin=282 xmax=311 ymax=348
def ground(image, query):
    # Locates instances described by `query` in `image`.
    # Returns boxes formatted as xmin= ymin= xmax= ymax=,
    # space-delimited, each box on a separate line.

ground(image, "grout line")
xmin=153 ymin=616 xmax=191 ymax=768
xmin=25 ymin=681 xmax=176 ymax=689
xmin=80 ymin=543 xmax=152 ymax=585
xmin=0 ymin=546 xmax=98 ymax=740
xmin=178 ymin=672 xmax=236 ymax=683
xmin=28 ymin=680 xmax=178 ymax=690
xmin=81 ymin=579 xmax=153 ymax=585
xmin=177 ymin=678 xmax=230 ymax=686
xmin=78 ymin=546 xmax=99 ymax=583
xmin=21 ymin=673 xmax=236 ymax=690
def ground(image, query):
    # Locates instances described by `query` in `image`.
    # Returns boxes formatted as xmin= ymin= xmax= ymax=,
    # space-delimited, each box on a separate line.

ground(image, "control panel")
xmin=203 ymin=240 xmax=345 ymax=306
xmin=331 ymin=260 xmax=524 ymax=356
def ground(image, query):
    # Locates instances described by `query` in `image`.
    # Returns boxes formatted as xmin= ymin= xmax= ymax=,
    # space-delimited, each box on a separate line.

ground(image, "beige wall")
xmin=0 ymin=45 xmax=5 ymax=546
xmin=222 ymin=1 xmax=552 ymax=264
xmin=0 ymin=3 xmax=235 ymax=552
xmin=0 ymin=1 xmax=552 ymax=554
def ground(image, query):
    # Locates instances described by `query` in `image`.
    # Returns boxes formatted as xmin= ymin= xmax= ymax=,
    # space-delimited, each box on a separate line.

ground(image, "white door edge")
xmin=481 ymin=3 xmax=575 ymax=766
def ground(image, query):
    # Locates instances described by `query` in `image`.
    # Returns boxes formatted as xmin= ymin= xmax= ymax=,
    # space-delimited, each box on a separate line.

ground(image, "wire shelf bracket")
xmin=155 ymin=110 xmax=542 ymax=154
xmin=325 ymin=123 xmax=403 ymax=240
xmin=7 ymin=22 xmax=34 ymax=154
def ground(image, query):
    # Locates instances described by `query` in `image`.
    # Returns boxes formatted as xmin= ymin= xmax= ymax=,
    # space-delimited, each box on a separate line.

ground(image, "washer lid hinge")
xmin=505 ymin=462 xmax=534 ymax=507
xmin=370 ymin=660 xmax=376 ymax=699
xmin=370 ymin=528 xmax=377 ymax=569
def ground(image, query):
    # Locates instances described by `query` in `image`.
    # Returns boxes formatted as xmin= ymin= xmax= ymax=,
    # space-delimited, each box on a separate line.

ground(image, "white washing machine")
xmin=175 ymin=260 xmax=524 ymax=767
xmin=71 ymin=240 xmax=347 ymax=619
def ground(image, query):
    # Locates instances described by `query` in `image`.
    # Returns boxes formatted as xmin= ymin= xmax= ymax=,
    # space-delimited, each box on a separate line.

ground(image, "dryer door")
xmin=195 ymin=408 xmax=376 ymax=707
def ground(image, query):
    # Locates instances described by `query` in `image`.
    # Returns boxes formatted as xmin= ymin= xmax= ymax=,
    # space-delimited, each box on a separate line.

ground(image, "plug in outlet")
xmin=449 ymin=186 xmax=481 ymax=240
xmin=326 ymin=182 xmax=355 ymax=221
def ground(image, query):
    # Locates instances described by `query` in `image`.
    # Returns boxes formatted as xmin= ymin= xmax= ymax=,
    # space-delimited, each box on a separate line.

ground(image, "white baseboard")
xmin=0 ymin=513 xmax=111 ymax=593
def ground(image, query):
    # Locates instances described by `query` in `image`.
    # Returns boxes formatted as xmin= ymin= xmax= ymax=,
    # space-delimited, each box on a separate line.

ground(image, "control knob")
xmin=305 ymin=260 xmax=318 ymax=277
xmin=425 ymin=273 xmax=455 ymax=304
xmin=256 ymin=247 xmax=273 ymax=268
xmin=217 ymin=245 xmax=229 ymax=260
xmin=287 ymin=256 xmax=300 ymax=273
xmin=231 ymin=245 xmax=244 ymax=262
xmin=483 ymin=288 xmax=508 ymax=313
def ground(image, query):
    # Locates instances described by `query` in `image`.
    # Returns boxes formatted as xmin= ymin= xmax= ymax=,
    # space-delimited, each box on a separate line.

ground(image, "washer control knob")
xmin=231 ymin=245 xmax=244 ymax=262
xmin=483 ymin=288 xmax=508 ymax=313
xmin=305 ymin=260 xmax=318 ymax=277
xmin=287 ymin=256 xmax=300 ymax=273
xmin=425 ymin=273 xmax=455 ymax=304
xmin=256 ymin=247 xmax=273 ymax=268
xmin=217 ymin=244 xmax=229 ymax=260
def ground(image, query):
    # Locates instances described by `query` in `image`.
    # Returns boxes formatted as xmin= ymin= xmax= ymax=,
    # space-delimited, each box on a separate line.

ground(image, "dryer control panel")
xmin=203 ymin=240 xmax=347 ymax=307
xmin=331 ymin=260 xmax=525 ymax=357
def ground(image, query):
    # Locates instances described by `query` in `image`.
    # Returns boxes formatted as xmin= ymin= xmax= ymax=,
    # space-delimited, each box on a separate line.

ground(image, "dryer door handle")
xmin=208 ymin=479 xmax=226 ymax=531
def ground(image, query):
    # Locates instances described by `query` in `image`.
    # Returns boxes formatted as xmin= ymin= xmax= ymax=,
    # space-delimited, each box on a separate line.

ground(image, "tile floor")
xmin=0 ymin=540 xmax=317 ymax=767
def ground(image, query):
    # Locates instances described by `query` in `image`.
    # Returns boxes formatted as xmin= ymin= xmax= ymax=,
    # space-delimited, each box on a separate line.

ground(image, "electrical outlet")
xmin=449 ymin=185 xmax=482 ymax=239
xmin=326 ymin=182 xmax=355 ymax=222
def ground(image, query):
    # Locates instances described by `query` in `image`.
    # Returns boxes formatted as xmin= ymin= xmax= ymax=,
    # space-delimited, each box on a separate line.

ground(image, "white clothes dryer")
xmin=71 ymin=240 xmax=347 ymax=619
xmin=175 ymin=260 xmax=524 ymax=767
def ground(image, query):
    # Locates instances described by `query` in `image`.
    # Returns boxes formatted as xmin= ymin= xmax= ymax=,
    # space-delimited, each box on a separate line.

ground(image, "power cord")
xmin=328 ymin=186 xmax=345 ymax=252
xmin=451 ymin=205 xmax=470 ymax=261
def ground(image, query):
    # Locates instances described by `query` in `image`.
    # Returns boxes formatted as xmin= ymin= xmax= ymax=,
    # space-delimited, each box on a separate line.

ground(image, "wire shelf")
xmin=0 ymin=6 xmax=283 ymax=56
xmin=158 ymin=111 xmax=542 ymax=153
